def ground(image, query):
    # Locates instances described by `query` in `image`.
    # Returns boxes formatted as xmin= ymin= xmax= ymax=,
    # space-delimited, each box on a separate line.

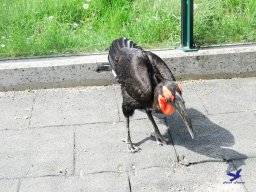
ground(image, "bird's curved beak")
xmin=168 ymin=92 xmax=194 ymax=139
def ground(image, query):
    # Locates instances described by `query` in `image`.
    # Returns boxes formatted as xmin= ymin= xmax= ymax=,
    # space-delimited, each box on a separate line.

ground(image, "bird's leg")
xmin=121 ymin=117 xmax=140 ymax=153
xmin=146 ymin=111 xmax=168 ymax=145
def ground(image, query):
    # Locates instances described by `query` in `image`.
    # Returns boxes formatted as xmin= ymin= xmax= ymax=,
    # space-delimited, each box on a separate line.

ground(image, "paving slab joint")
xmin=127 ymin=171 xmax=132 ymax=192
xmin=28 ymin=92 xmax=36 ymax=128
xmin=16 ymin=179 xmax=21 ymax=192
xmin=165 ymin=118 xmax=179 ymax=162
xmin=72 ymin=131 xmax=76 ymax=176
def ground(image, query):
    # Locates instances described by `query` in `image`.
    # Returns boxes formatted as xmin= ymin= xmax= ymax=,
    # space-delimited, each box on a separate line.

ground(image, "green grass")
xmin=0 ymin=0 xmax=255 ymax=58
xmin=194 ymin=0 xmax=256 ymax=45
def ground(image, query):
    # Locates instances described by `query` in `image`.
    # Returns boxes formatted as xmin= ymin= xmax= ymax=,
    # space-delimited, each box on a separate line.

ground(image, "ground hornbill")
xmin=97 ymin=37 xmax=194 ymax=152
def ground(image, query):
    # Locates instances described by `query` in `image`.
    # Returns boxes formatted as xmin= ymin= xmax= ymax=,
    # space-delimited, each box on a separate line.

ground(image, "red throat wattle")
xmin=158 ymin=95 xmax=175 ymax=115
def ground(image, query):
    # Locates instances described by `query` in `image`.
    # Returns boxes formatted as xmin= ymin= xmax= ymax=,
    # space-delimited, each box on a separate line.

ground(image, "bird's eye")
xmin=167 ymin=98 xmax=174 ymax=103
xmin=170 ymin=95 xmax=174 ymax=101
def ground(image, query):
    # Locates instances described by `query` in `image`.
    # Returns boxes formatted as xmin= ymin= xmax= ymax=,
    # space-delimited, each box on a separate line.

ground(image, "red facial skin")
xmin=158 ymin=95 xmax=175 ymax=115
xmin=158 ymin=84 xmax=183 ymax=115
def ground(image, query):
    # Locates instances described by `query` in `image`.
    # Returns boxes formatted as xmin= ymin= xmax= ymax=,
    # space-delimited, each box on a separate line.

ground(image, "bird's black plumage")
xmin=106 ymin=37 xmax=194 ymax=152
xmin=108 ymin=37 xmax=176 ymax=111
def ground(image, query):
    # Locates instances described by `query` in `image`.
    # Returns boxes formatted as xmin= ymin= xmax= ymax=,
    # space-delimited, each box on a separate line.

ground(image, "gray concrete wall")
xmin=0 ymin=44 xmax=256 ymax=91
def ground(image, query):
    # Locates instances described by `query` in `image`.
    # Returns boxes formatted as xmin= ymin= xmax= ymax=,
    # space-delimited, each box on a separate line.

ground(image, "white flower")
xmin=72 ymin=22 xmax=79 ymax=28
xmin=83 ymin=3 xmax=89 ymax=9
xmin=1 ymin=44 xmax=5 ymax=48
xmin=136 ymin=17 xmax=141 ymax=22
xmin=48 ymin=16 xmax=54 ymax=20
xmin=194 ymin=4 xmax=198 ymax=10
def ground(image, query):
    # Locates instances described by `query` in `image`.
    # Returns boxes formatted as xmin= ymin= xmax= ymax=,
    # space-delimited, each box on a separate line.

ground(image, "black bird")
xmin=98 ymin=37 xmax=194 ymax=152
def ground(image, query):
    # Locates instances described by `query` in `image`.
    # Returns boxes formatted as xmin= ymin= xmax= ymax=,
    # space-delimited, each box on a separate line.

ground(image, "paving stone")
xmin=129 ymin=167 xmax=172 ymax=192
xmin=166 ymin=111 xmax=255 ymax=172
xmin=0 ymin=78 xmax=255 ymax=191
xmin=62 ymin=86 xmax=119 ymax=125
xmin=75 ymin=119 xmax=176 ymax=175
xmin=208 ymin=112 xmax=256 ymax=159
xmin=179 ymin=81 xmax=208 ymax=117
xmin=192 ymin=78 xmax=256 ymax=115
xmin=30 ymin=86 xmax=119 ymax=127
xmin=19 ymin=173 xmax=129 ymax=192
xmin=171 ymin=162 xmax=246 ymax=192
xmin=0 ymin=179 xmax=19 ymax=192
xmin=233 ymin=158 xmax=256 ymax=192
xmin=0 ymin=91 xmax=35 ymax=130
xmin=30 ymin=89 xmax=64 ymax=127
xmin=0 ymin=127 xmax=73 ymax=178
xmin=129 ymin=162 xmax=246 ymax=192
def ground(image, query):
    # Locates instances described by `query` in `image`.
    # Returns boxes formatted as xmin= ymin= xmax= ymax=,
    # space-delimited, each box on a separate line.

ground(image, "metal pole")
xmin=181 ymin=0 xmax=198 ymax=52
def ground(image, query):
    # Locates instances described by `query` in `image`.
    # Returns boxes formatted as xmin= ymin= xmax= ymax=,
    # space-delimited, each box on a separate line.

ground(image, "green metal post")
xmin=181 ymin=0 xmax=198 ymax=52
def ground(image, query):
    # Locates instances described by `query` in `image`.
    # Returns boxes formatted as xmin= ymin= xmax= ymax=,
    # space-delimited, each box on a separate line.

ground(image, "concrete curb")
xmin=0 ymin=44 xmax=256 ymax=91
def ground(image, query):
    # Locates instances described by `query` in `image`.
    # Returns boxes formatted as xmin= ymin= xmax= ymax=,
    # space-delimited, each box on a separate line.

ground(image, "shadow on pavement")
xmin=165 ymin=108 xmax=247 ymax=172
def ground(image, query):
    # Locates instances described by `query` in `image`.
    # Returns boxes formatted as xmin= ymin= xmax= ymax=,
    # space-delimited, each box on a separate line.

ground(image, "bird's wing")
xmin=116 ymin=49 xmax=154 ymax=102
xmin=145 ymin=51 xmax=176 ymax=82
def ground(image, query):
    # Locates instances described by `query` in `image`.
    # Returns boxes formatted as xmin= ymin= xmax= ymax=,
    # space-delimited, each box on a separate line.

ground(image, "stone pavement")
xmin=0 ymin=77 xmax=255 ymax=192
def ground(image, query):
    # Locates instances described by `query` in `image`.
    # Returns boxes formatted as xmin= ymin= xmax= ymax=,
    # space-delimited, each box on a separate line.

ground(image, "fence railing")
xmin=181 ymin=0 xmax=198 ymax=52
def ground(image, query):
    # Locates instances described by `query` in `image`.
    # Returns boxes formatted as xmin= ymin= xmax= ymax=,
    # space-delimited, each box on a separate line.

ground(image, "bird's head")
xmin=156 ymin=80 xmax=194 ymax=139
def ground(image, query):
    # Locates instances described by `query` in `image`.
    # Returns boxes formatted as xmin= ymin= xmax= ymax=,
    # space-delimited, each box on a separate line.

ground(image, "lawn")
xmin=0 ymin=0 xmax=255 ymax=58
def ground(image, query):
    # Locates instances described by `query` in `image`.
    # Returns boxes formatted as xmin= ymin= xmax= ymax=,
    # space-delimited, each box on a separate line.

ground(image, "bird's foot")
xmin=150 ymin=132 xmax=168 ymax=145
xmin=121 ymin=138 xmax=141 ymax=153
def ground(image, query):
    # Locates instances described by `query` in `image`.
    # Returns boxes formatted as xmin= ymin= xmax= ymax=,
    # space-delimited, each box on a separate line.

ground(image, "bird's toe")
xmin=127 ymin=144 xmax=141 ymax=153
xmin=156 ymin=136 xmax=168 ymax=145
xmin=121 ymin=138 xmax=141 ymax=153
xmin=150 ymin=133 xmax=168 ymax=145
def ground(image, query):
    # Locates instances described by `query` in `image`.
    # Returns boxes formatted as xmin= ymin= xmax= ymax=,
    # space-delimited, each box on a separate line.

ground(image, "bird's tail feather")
xmin=108 ymin=37 xmax=142 ymax=69
xmin=109 ymin=37 xmax=142 ymax=53
xmin=97 ymin=37 xmax=142 ymax=73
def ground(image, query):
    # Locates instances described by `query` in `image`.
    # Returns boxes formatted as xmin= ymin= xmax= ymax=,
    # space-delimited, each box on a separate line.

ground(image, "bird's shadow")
xmin=136 ymin=108 xmax=247 ymax=172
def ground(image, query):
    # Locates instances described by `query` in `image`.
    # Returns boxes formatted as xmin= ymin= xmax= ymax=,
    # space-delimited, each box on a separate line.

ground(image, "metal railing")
xmin=180 ymin=0 xmax=198 ymax=52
